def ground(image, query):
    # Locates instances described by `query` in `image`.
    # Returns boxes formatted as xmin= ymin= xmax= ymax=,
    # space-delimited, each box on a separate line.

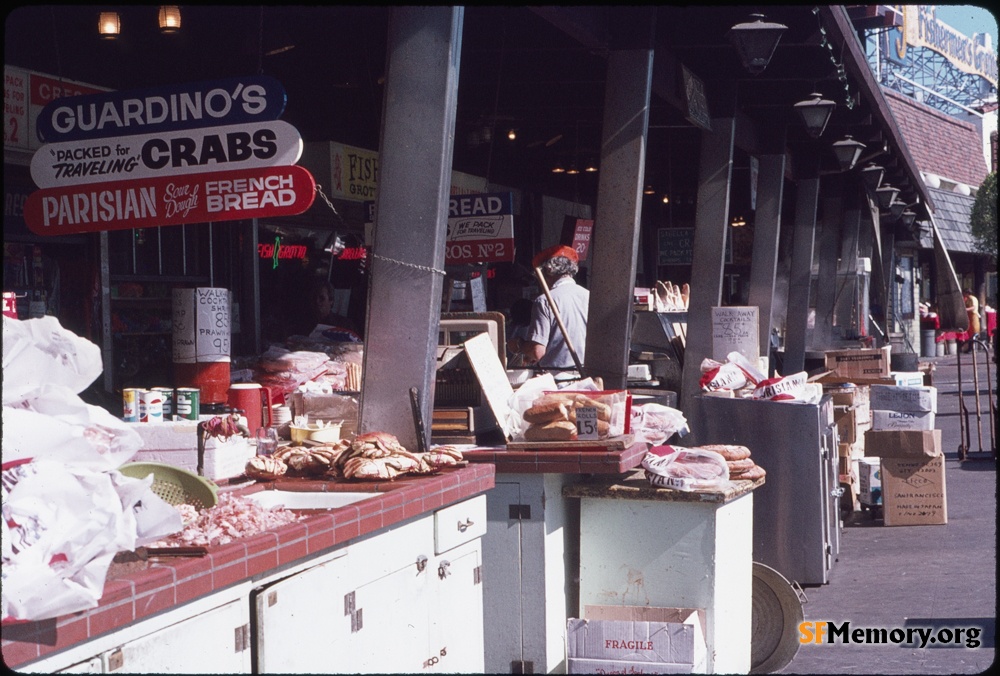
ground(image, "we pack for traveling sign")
xmin=24 ymin=76 xmax=314 ymax=235
xmin=445 ymin=192 xmax=515 ymax=264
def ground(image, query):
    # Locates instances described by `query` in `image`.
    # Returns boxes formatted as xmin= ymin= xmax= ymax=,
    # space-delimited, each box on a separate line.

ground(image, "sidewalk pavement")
xmin=780 ymin=349 xmax=997 ymax=674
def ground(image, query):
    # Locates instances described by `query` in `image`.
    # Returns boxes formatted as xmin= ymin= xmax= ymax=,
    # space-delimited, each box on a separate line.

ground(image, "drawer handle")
xmin=457 ymin=518 xmax=474 ymax=532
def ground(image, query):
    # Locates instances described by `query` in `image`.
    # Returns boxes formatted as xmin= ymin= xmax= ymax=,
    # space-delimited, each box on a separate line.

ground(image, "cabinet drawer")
xmin=434 ymin=495 xmax=486 ymax=554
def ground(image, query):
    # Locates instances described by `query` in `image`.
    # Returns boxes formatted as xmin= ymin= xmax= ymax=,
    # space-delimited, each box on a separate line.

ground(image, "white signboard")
xmin=173 ymin=287 xmax=231 ymax=363
xmin=4 ymin=66 xmax=29 ymax=150
xmin=30 ymin=120 xmax=303 ymax=188
xmin=711 ymin=306 xmax=759 ymax=362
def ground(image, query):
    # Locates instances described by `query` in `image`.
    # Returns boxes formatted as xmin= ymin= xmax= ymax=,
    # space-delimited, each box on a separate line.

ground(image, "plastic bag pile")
xmin=2 ymin=316 xmax=181 ymax=622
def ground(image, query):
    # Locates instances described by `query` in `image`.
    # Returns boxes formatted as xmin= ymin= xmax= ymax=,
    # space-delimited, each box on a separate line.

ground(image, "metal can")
xmin=140 ymin=389 xmax=164 ymax=423
xmin=152 ymin=387 xmax=175 ymax=419
xmin=122 ymin=388 xmax=141 ymax=422
xmin=175 ymin=387 xmax=201 ymax=421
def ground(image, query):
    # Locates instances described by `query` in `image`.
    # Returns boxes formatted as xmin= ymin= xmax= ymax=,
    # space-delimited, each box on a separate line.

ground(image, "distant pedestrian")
xmin=962 ymin=288 xmax=980 ymax=352
xmin=515 ymin=245 xmax=589 ymax=370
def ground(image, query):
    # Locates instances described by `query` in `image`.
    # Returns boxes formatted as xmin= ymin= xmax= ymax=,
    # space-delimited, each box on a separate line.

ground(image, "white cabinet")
xmin=103 ymin=598 xmax=251 ymax=674
xmin=482 ymin=473 xmax=580 ymax=674
xmin=54 ymin=657 xmax=103 ymax=673
xmin=253 ymin=551 xmax=356 ymax=673
xmin=253 ymin=495 xmax=486 ymax=674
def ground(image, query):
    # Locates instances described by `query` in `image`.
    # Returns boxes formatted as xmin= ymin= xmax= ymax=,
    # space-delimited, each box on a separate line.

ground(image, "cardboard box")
xmin=865 ymin=429 xmax=941 ymax=458
xmin=834 ymin=406 xmax=858 ymax=444
xmin=869 ymin=385 xmax=937 ymax=413
xmin=890 ymin=371 xmax=925 ymax=387
xmin=858 ymin=456 xmax=882 ymax=505
xmin=838 ymin=442 xmax=852 ymax=458
xmin=871 ymin=409 xmax=935 ymax=431
xmin=880 ymin=455 xmax=948 ymax=526
xmin=567 ymin=606 xmax=707 ymax=674
xmin=824 ymin=346 xmax=891 ymax=379
xmin=129 ymin=420 xmax=254 ymax=481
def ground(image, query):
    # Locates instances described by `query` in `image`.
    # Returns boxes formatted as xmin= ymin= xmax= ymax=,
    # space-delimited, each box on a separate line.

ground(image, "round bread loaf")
xmin=699 ymin=444 xmax=751 ymax=461
xmin=726 ymin=457 xmax=755 ymax=473
xmin=730 ymin=464 xmax=766 ymax=481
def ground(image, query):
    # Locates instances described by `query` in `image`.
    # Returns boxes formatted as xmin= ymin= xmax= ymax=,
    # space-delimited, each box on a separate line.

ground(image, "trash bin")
xmin=921 ymin=330 xmax=937 ymax=357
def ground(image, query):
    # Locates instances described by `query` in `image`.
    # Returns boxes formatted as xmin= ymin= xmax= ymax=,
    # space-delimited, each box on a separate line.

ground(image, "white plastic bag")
xmin=631 ymin=404 xmax=689 ymax=446
xmin=641 ymin=445 xmax=729 ymax=492
xmin=1 ymin=315 xmax=181 ymax=621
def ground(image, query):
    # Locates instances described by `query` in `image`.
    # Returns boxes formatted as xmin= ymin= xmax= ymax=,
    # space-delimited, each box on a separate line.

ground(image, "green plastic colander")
xmin=120 ymin=462 xmax=219 ymax=510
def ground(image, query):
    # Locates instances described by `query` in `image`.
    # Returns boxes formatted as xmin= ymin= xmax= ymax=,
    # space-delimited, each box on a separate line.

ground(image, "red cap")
xmin=532 ymin=244 xmax=579 ymax=268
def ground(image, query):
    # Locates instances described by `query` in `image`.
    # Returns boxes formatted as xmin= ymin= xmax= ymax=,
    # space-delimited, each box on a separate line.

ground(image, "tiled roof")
xmin=883 ymin=88 xmax=989 ymax=189
xmin=928 ymin=187 xmax=978 ymax=254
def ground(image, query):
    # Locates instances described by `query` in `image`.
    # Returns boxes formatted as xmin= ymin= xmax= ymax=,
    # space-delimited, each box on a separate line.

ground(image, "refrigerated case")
xmin=687 ymin=395 xmax=841 ymax=586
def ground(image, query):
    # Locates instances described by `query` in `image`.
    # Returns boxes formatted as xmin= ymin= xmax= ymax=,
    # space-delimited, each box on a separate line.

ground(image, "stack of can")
xmin=122 ymin=387 xmax=200 ymax=422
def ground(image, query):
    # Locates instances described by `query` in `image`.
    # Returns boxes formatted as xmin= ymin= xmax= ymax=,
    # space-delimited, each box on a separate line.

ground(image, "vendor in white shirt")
xmin=517 ymin=244 xmax=589 ymax=369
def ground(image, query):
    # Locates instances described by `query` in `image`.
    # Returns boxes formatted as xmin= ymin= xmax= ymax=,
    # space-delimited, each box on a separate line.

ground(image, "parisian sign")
xmin=23 ymin=165 xmax=316 ymax=236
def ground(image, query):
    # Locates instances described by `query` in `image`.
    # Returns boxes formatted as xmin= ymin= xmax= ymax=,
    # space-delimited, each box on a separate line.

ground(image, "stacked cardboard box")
xmin=824 ymin=346 xmax=891 ymax=380
xmin=566 ymin=606 xmax=707 ymax=674
xmin=827 ymin=385 xmax=871 ymax=503
xmin=864 ymin=384 xmax=945 ymax=526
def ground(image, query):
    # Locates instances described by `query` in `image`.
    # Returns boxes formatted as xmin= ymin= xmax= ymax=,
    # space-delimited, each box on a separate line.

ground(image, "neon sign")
xmin=258 ymin=236 xmax=307 ymax=268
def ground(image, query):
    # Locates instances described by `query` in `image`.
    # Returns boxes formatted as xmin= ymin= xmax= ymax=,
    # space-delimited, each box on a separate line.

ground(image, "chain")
xmin=372 ymin=253 xmax=446 ymax=276
xmin=315 ymin=184 xmax=346 ymax=222
xmin=314 ymin=184 xmax=444 ymax=276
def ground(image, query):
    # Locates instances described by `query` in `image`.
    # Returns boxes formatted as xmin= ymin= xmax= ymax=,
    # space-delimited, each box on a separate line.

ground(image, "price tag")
xmin=576 ymin=406 xmax=599 ymax=440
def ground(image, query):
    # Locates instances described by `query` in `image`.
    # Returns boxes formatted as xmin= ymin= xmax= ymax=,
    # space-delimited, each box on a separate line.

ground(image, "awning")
xmin=925 ymin=187 xmax=980 ymax=254
xmin=928 ymin=210 xmax=969 ymax=332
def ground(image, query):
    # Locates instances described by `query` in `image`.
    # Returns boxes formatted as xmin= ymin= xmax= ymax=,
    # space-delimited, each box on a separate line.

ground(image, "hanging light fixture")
xmin=552 ymin=161 xmax=565 ymax=174
xmin=662 ymin=194 xmax=670 ymax=204
xmin=900 ymin=209 xmax=917 ymax=229
xmin=730 ymin=215 xmax=747 ymax=227
xmin=860 ymin=163 xmax=884 ymax=191
xmin=565 ymin=163 xmax=580 ymax=175
xmin=888 ymin=198 xmax=907 ymax=221
xmin=507 ymin=129 xmax=517 ymax=141
xmin=644 ymin=185 xmax=656 ymax=195
xmin=831 ymin=135 xmax=865 ymax=172
xmin=794 ymin=92 xmax=836 ymax=138
xmin=584 ymin=158 xmax=598 ymax=173
xmin=727 ymin=13 xmax=787 ymax=75
xmin=875 ymin=184 xmax=899 ymax=210
xmin=158 ymin=6 xmax=181 ymax=33
xmin=98 ymin=11 xmax=121 ymax=39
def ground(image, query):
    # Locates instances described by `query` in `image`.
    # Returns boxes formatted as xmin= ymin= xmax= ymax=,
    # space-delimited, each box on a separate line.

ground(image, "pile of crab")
xmin=245 ymin=431 xmax=463 ymax=482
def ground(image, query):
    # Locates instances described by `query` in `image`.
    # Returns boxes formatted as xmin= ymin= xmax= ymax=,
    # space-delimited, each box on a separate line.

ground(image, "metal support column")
xmin=586 ymin=46 xmax=654 ymax=389
xmin=680 ymin=117 xmax=736 ymax=412
xmin=835 ymin=190 xmax=862 ymax=339
xmin=814 ymin=176 xmax=844 ymax=348
xmin=746 ymin=150 xmax=786 ymax=360
xmin=783 ymin=165 xmax=821 ymax=374
xmin=359 ymin=7 xmax=463 ymax=449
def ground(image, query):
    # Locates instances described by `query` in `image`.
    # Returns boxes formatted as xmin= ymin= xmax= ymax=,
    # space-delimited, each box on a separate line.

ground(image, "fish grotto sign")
xmin=25 ymin=77 xmax=315 ymax=235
